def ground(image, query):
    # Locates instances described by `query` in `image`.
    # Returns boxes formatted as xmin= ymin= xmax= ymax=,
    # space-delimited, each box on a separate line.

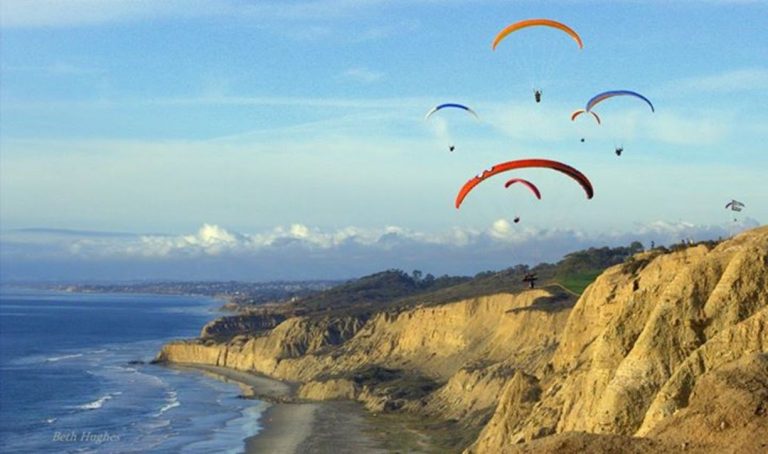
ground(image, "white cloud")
xmin=689 ymin=69 xmax=768 ymax=92
xmin=4 ymin=0 xmax=765 ymax=28
xmin=1 ymin=90 xmax=750 ymax=148
xmin=3 ymin=218 xmax=759 ymax=259
xmin=2 ymin=219 xmax=760 ymax=282
xmin=4 ymin=62 xmax=105 ymax=76
xmin=0 ymin=0 xmax=400 ymax=28
xmin=360 ymin=20 xmax=418 ymax=39
xmin=489 ymin=218 xmax=514 ymax=240
xmin=644 ymin=111 xmax=730 ymax=145
xmin=0 ymin=94 xmax=429 ymax=114
xmin=661 ymin=68 xmax=768 ymax=95
xmin=484 ymin=103 xmax=573 ymax=142
xmin=339 ymin=67 xmax=384 ymax=84
xmin=482 ymin=100 xmax=734 ymax=146
xmin=0 ymin=0 xmax=196 ymax=28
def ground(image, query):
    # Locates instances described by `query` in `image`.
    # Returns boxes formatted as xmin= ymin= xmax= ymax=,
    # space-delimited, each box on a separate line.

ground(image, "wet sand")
xmin=245 ymin=402 xmax=320 ymax=454
xmin=293 ymin=401 xmax=389 ymax=454
xmin=173 ymin=363 xmax=292 ymax=400
xmin=171 ymin=364 xmax=390 ymax=454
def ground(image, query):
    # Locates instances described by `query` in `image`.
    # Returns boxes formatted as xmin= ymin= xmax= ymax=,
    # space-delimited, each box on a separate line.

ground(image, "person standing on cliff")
xmin=523 ymin=273 xmax=538 ymax=289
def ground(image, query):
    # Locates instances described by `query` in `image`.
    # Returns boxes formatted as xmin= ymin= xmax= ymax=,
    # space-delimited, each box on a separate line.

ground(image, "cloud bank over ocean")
xmin=1 ymin=219 xmax=758 ymax=282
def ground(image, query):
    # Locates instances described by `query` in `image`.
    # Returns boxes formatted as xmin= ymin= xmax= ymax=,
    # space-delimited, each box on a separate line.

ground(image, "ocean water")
xmin=0 ymin=288 xmax=266 ymax=453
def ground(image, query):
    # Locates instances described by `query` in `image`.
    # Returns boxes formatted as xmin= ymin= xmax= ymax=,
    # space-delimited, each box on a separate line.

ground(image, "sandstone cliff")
xmin=157 ymin=286 xmax=574 ymax=440
xmin=468 ymin=226 xmax=768 ymax=453
xmin=156 ymin=226 xmax=768 ymax=453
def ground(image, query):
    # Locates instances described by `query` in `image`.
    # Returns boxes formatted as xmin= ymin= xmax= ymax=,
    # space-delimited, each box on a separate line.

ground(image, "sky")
xmin=1 ymin=0 xmax=766 ymax=282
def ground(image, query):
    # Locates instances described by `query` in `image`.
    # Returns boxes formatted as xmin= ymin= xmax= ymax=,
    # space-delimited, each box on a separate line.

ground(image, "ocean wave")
xmin=46 ymin=353 xmax=84 ymax=362
xmin=141 ymin=418 xmax=172 ymax=431
xmin=154 ymin=391 xmax=180 ymax=417
xmin=12 ymin=347 xmax=109 ymax=366
xmin=74 ymin=391 xmax=122 ymax=410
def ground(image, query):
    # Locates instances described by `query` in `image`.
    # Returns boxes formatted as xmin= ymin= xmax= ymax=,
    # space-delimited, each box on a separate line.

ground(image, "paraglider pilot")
xmin=534 ymin=89 xmax=542 ymax=103
xmin=615 ymin=146 xmax=623 ymax=156
xmin=449 ymin=145 xmax=455 ymax=152
xmin=523 ymin=273 xmax=538 ymax=289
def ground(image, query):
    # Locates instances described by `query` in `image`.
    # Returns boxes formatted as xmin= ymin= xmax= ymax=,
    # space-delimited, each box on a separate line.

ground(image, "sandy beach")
xmin=170 ymin=364 xmax=390 ymax=454
xmin=175 ymin=363 xmax=292 ymax=400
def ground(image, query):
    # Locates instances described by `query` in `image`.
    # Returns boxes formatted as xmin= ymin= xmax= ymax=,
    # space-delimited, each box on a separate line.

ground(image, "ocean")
xmin=0 ymin=288 xmax=266 ymax=453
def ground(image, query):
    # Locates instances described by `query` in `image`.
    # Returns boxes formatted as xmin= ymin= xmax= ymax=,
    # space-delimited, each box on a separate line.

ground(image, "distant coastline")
xmin=28 ymin=280 xmax=340 ymax=312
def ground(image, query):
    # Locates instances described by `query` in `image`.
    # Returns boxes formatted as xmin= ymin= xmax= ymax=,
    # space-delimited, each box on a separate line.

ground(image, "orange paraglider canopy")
xmin=492 ymin=19 xmax=583 ymax=50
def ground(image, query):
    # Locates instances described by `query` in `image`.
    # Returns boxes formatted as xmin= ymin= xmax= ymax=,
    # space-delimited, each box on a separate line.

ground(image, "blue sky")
xmin=1 ymin=0 xmax=766 ymax=281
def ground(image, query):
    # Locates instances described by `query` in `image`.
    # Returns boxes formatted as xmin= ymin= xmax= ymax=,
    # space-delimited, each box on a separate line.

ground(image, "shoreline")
xmin=170 ymin=363 xmax=294 ymax=400
xmin=167 ymin=363 xmax=388 ymax=454
xmin=166 ymin=364 xmax=312 ymax=453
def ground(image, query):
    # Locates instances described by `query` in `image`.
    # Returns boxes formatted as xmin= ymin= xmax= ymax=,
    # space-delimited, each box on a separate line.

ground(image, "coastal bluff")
xmin=156 ymin=226 xmax=768 ymax=453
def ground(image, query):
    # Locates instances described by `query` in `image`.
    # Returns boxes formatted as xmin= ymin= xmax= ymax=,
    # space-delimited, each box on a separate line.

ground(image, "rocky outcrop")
xmin=200 ymin=313 xmax=287 ymax=339
xmin=299 ymin=378 xmax=358 ymax=400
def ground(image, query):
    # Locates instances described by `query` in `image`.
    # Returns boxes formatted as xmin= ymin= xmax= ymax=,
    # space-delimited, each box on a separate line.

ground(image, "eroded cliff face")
xmin=157 ymin=287 xmax=573 ymax=420
xmin=319 ymin=290 xmax=569 ymax=380
xmin=157 ymin=315 xmax=368 ymax=379
xmin=469 ymin=226 xmax=768 ymax=453
xmin=156 ymin=226 xmax=768 ymax=453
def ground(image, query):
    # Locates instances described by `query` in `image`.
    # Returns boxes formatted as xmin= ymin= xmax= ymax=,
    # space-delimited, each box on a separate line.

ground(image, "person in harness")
xmin=522 ymin=273 xmax=538 ymax=289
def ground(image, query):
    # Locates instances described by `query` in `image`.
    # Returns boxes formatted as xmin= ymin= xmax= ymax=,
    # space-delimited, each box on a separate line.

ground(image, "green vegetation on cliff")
xmin=278 ymin=241 xmax=646 ymax=316
xmin=286 ymin=270 xmax=470 ymax=315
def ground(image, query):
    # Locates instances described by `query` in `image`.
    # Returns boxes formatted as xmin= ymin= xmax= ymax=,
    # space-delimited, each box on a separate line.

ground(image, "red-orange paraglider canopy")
xmin=456 ymin=159 xmax=594 ymax=209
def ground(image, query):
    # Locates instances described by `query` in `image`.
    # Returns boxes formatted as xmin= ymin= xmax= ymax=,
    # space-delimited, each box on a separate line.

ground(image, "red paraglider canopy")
xmin=504 ymin=178 xmax=542 ymax=199
xmin=456 ymin=158 xmax=593 ymax=209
